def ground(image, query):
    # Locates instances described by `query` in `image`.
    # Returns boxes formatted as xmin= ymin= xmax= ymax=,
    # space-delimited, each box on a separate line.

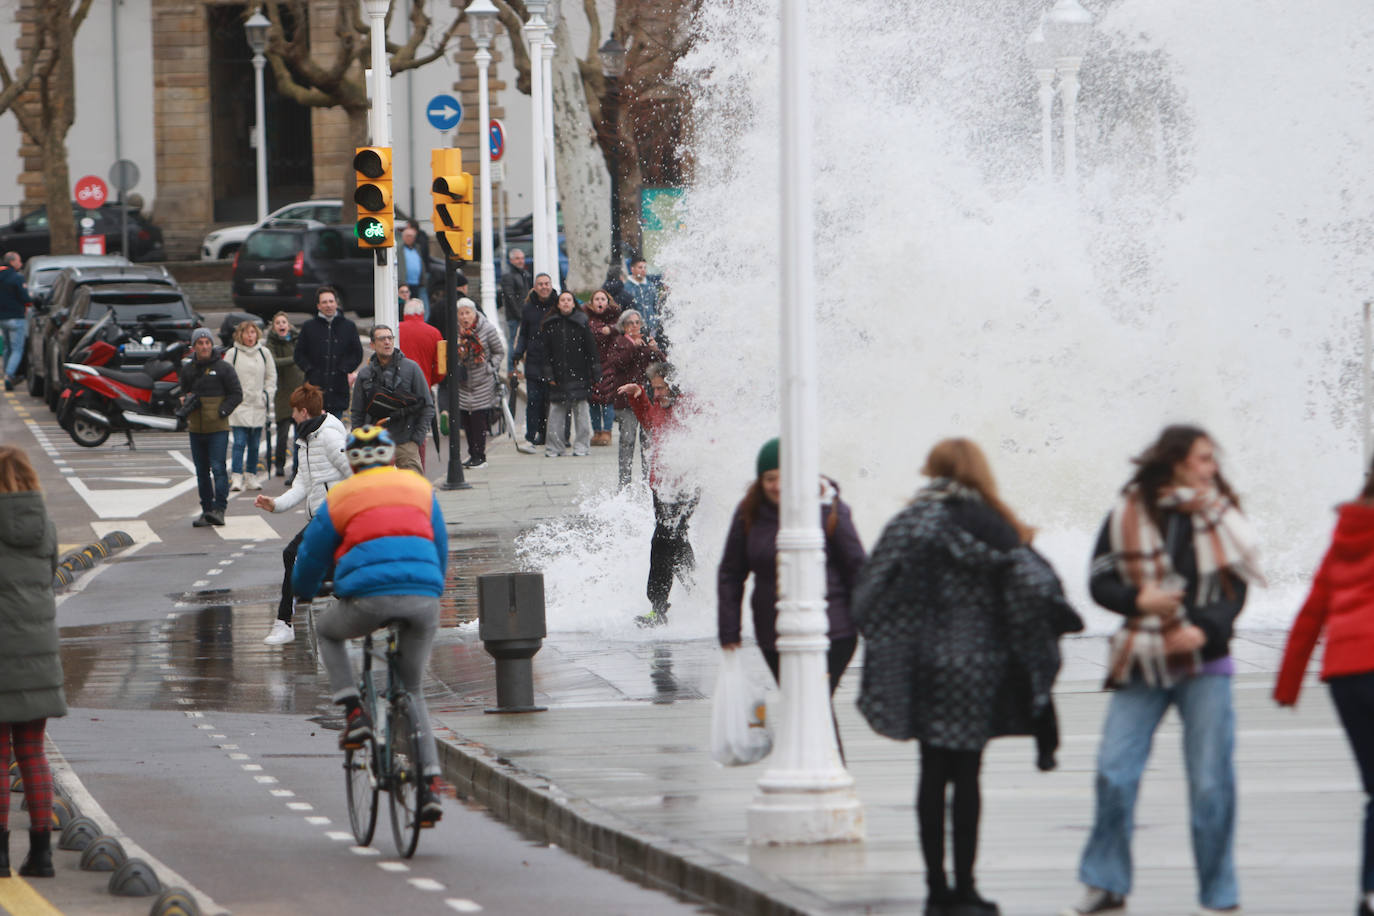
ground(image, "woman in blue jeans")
xmin=1063 ymin=426 xmax=1264 ymax=916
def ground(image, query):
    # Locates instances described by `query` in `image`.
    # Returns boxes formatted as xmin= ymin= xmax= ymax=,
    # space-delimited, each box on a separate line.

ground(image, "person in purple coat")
xmin=717 ymin=438 xmax=867 ymax=754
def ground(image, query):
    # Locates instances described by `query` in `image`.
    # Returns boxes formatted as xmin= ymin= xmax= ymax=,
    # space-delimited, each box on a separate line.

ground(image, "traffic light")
xmin=431 ymin=147 xmax=474 ymax=261
xmin=353 ymin=146 xmax=394 ymax=249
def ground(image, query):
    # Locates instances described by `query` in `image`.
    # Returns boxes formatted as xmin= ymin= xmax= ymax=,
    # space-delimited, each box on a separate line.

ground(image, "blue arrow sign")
xmin=426 ymin=94 xmax=463 ymax=131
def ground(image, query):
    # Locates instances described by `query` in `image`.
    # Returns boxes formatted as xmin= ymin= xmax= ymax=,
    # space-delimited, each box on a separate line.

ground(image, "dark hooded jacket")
xmin=537 ymin=308 xmax=600 ymax=403
xmin=0 ymin=490 xmax=66 ymax=722
xmin=512 ymin=290 xmax=559 ymax=382
xmin=852 ymin=486 xmax=1065 ymax=750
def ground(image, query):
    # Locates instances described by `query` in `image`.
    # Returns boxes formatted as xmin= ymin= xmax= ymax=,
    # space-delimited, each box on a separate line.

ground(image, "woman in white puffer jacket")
xmin=226 ymin=321 xmax=277 ymax=491
xmin=253 ymin=383 xmax=351 ymax=646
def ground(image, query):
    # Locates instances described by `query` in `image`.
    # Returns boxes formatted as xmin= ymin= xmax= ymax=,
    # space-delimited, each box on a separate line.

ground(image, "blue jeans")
xmin=1078 ymin=674 xmax=1238 ymax=909
xmin=231 ymin=425 xmax=263 ymax=474
xmin=1330 ymin=670 xmax=1374 ymax=894
xmin=590 ymin=403 xmax=614 ymax=433
xmin=189 ymin=430 xmax=229 ymax=513
xmin=1 ymin=317 xmax=26 ymax=379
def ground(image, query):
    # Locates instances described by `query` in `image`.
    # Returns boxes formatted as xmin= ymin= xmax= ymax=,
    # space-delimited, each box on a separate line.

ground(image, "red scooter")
xmin=58 ymin=314 xmax=188 ymax=448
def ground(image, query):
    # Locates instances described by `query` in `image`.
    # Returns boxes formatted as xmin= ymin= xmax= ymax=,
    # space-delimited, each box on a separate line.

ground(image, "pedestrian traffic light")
xmin=354 ymin=146 xmax=394 ymax=249
xmin=430 ymin=147 xmax=474 ymax=261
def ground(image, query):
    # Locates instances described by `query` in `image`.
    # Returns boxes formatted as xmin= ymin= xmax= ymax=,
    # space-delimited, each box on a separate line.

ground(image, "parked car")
xmin=24 ymin=254 xmax=131 ymax=306
xmin=231 ymin=223 xmax=379 ymax=318
xmin=491 ymin=211 xmax=568 ymax=286
xmin=0 ymin=203 xmax=165 ymax=262
xmin=27 ymin=264 xmax=181 ymax=405
xmin=43 ymin=284 xmax=196 ymax=411
xmin=201 ymin=199 xmax=416 ymax=260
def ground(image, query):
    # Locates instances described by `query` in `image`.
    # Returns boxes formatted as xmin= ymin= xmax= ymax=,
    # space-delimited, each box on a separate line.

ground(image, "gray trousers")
xmin=317 ymin=593 xmax=441 ymax=778
xmin=615 ymin=408 xmax=650 ymax=488
xmin=545 ymin=399 xmax=591 ymax=456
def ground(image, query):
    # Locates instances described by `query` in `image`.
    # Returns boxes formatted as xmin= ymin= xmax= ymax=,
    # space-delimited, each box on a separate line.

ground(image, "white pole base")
xmin=746 ymin=785 xmax=864 ymax=845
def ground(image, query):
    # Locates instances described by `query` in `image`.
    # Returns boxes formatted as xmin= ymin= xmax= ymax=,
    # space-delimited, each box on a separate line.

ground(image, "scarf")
xmin=915 ymin=477 xmax=984 ymax=505
xmin=1102 ymin=484 xmax=1264 ymax=687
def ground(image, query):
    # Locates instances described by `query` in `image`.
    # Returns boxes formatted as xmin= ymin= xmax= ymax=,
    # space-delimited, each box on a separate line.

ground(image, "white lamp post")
xmin=747 ymin=0 xmax=863 ymax=846
xmin=1044 ymin=0 xmax=1093 ymax=195
xmin=244 ymin=8 xmax=270 ymax=224
xmin=467 ymin=0 xmax=501 ymax=336
xmin=541 ymin=0 xmax=561 ymax=288
xmin=1025 ymin=13 xmax=1055 ymax=183
xmin=361 ymin=0 xmax=397 ymax=330
xmin=523 ymin=1 xmax=550 ymax=280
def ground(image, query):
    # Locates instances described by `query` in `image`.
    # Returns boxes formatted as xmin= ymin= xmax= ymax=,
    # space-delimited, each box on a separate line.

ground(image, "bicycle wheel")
xmin=305 ymin=598 xmax=321 ymax=662
xmin=344 ymin=741 xmax=378 ymax=846
xmin=387 ymin=695 xmax=424 ymax=858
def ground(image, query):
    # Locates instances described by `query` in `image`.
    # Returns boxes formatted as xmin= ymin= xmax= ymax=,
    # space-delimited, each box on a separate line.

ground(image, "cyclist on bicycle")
xmin=292 ymin=425 xmax=448 ymax=826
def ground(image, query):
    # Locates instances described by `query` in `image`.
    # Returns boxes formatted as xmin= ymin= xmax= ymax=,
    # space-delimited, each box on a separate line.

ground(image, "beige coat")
xmin=226 ymin=341 xmax=277 ymax=429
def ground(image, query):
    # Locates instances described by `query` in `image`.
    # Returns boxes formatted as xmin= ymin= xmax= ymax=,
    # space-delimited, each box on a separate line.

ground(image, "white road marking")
xmin=446 ymin=901 xmax=483 ymax=913
xmin=378 ymin=862 xmax=409 ymax=873
xmin=269 ymin=788 xmax=292 ymax=796
xmin=218 ymin=559 xmax=233 ymax=566
xmin=351 ymin=846 xmax=381 ymax=857
xmin=228 ymin=754 xmax=249 ymax=761
xmin=306 ymin=816 xmax=331 ymax=825
xmin=287 ymin=802 xmax=313 ymax=811
xmin=91 ymin=519 xmax=160 ymax=545
xmin=253 ymin=775 xmax=278 ymax=784
xmin=325 ymin=831 xmax=354 ymax=842
xmin=66 ymin=475 xmax=200 ymax=519
xmin=192 ymin=580 xmax=209 ymax=587
xmin=206 ymin=568 xmax=222 ymax=576
xmin=214 ymin=515 xmax=278 ymax=541
xmin=409 ymin=878 xmax=445 ymax=892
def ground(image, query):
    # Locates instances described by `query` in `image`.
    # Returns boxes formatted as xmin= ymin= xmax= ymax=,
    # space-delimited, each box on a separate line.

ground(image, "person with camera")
xmin=349 ymin=325 xmax=433 ymax=476
xmin=181 ymin=328 xmax=243 ymax=528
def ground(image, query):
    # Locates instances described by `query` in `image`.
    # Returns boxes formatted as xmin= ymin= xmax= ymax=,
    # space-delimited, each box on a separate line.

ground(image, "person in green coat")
xmin=267 ymin=312 xmax=305 ymax=479
xmin=0 ymin=445 xmax=65 ymax=879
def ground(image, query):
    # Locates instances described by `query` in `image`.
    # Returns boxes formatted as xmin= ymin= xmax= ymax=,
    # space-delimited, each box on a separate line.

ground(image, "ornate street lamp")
xmin=523 ymin=0 xmax=550 ymax=279
xmin=747 ymin=0 xmax=863 ymax=847
xmin=597 ymin=37 xmax=627 ymax=266
xmin=1025 ymin=13 xmax=1056 ymax=183
xmin=244 ymin=8 xmax=270 ymax=223
xmin=1044 ymin=0 xmax=1094 ymax=194
xmin=467 ymin=0 xmax=500 ymax=335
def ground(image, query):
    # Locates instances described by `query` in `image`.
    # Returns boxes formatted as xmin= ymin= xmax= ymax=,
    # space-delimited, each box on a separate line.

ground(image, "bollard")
xmin=477 ymin=572 xmax=548 ymax=714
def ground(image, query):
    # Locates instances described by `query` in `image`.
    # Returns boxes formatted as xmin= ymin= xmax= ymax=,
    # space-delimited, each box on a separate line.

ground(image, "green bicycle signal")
xmin=355 ymin=216 xmax=388 ymax=244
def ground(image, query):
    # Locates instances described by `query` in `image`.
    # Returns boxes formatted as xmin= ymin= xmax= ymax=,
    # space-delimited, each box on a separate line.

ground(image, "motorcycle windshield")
xmin=70 ymin=312 xmax=115 ymax=357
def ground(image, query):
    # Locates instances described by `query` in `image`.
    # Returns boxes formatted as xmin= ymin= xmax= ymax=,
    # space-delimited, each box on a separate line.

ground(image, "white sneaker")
xmin=229 ymin=473 xmax=245 ymax=492
xmin=263 ymin=620 xmax=295 ymax=646
xmin=247 ymin=472 xmax=263 ymax=490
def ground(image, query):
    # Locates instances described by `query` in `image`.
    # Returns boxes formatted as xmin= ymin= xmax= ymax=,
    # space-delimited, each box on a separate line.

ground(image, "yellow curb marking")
xmin=0 ymin=875 xmax=66 ymax=915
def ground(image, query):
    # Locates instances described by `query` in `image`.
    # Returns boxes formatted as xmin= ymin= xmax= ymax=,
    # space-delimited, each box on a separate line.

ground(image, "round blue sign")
xmin=426 ymin=94 xmax=463 ymax=131
xmin=489 ymin=119 xmax=506 ymax=161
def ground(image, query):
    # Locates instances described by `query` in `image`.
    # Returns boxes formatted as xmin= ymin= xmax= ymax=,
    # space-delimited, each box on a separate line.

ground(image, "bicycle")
xmin=342 ymin=622 xmax=430 ymax=858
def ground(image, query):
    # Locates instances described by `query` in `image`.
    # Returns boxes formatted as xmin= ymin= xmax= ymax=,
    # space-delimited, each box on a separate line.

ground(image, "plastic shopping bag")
xmin=709 ymin=650 xmax=773 ymax=766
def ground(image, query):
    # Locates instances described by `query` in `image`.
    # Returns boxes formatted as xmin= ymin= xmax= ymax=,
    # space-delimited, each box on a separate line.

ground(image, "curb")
xmin=434 ymin=734 xmax=830 ymax=916
xmin=53 ymin=530 xmax=134 ymax=591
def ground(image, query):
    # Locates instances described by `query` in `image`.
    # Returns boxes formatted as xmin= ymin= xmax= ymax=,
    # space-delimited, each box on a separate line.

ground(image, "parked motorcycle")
xmin=58 ymin=314 xmax=188 ymax=448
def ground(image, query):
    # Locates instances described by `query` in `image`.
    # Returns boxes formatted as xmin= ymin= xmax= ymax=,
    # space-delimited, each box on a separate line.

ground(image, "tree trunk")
xmin=341 ymin=105 xmax=370 ymax=227
xmin=43 ymin=131 xmax=75 ymax=254
xmin=551 ymin=20 xmax=609 ymax=292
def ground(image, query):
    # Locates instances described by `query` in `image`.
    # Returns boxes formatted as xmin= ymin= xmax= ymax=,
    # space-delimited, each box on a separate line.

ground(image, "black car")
xmin=232 ymin=223 xmax=399 ymax=318
xmin=43 ymin=284 xmax=196 ymax=410
xmin=28 ymin=265 xmax=182 ymax=406
xmin=0 ymin=203 xmax=166 ymax=262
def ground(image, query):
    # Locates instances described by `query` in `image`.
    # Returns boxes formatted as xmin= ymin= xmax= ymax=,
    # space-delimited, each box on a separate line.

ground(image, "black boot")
xmin=1 ymin=828 xmax=10 ymax=876
xmin=949 ymin=883 xmax=999 ymax=915
xmin=19 ymin=829 xmax=53 ymax=878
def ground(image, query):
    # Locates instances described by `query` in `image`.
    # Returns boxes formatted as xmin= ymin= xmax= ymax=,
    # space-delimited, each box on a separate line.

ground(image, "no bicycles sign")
xmin=74 ymin=175 xmax=108 ymax=209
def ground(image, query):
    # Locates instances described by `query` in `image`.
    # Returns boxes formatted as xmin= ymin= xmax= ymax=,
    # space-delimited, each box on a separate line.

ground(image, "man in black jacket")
xmin=511 ymin=273 xmax=559 ymax=446
xmin=498 ymin=248 xmax=531 ymax=362
xmin=349 ymin=325 xmax=434 ymax=475
xmin=181 ymin=328 xmax=243 ymax=527
xmin=293 ymin=286 xmax=363 ymax=419
xmin=0 ymin=251 xmax=32 ymax=390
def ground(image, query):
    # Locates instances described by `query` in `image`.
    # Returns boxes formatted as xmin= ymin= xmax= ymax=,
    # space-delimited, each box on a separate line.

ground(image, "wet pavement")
xmin=24 ymin=401 xmax=1361 ymax=916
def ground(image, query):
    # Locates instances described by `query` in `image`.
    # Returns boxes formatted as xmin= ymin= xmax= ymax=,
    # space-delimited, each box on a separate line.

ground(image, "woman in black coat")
xmin=0 ymin=445 xmax=65 ymax=878
xmin=537 ymin=291 xmax=601 ymax=458
xmin=853 ymin=438 xmax=1066 ymax=916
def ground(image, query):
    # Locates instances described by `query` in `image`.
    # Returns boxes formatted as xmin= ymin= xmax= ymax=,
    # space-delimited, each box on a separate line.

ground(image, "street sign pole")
xmin=441 ymin=258 xmax=471 ymax=490
xmin=363 ymin=0 xmax=397 ymax=332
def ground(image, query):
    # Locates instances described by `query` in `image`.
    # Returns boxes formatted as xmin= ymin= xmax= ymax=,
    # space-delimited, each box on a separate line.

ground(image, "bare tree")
xmin=258 ymin=0 xmax=465 ymax=223
xmin=0 ymin=0 xmax=95 ymax=257
xmin=494 ymin=0 xmax=697 ymax=269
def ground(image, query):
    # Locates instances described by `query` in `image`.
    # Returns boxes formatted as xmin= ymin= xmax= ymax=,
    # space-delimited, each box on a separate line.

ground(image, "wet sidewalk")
xmin=426 ymin=440 xmax=1364 ymax=916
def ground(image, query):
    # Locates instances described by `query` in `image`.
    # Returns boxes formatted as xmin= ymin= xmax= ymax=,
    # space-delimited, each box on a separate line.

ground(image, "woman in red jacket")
xmin=1275 ymin=472 xmax=1374 ymax=916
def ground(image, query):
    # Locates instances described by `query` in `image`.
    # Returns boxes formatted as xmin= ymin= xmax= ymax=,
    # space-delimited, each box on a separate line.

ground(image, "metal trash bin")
xmin=477 ymin=572 xmax=548 ymax=713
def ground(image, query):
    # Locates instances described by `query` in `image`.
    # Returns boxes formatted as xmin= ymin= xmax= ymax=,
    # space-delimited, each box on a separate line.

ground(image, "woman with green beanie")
xmin=717 ymin=437 xmax=867 ymax=705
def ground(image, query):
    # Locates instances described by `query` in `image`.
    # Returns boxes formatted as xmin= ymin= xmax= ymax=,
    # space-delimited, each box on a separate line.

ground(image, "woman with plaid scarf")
xmin=1064 ymin=425 xmax=1263 ymax=916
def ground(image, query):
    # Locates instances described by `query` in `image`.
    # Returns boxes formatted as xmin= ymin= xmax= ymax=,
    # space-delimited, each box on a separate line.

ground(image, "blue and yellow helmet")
xmin=345 ymin=425 xmax=396 ymax=471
